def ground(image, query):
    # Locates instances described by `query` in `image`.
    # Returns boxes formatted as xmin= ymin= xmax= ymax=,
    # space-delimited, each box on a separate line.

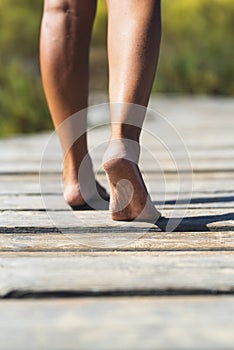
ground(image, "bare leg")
xmin=40 ymin=0 xmax=108 ymax=207
xmin=104 ymin=0 xmax=161 ymax=221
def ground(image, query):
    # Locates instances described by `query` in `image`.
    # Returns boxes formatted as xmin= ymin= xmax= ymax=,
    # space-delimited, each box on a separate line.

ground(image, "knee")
xmin=43 ymin=0 xmax=96 ymax=22
xmin=44 ymin=0 xmax=70 ymax=13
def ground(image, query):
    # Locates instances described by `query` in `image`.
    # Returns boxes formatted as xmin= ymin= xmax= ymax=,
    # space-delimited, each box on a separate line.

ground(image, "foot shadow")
xmin=156 ymin=213 xmax=234 ymax=232
xmin=152 ymin=195 xmax=234 ymax=231
xmin=71 ymin=197 xmax=110 ymax=211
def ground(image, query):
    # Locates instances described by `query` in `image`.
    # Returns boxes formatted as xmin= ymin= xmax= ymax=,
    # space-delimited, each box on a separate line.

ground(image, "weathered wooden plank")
xmin=0 ymin=172 xmax=233 ymax=194
xmin=1 ymin=158 xmax=234 ymax=173
xmin=1 ymin=129 xmax=234 ymax=157
xmin=3 ymin=149 xmax=232 ymax=161
xmin=1 ymin=149 xmax=234 ymax=162
xmin=0 ymin=209 xmax=233 ymax=233
xmin=0 ymin=174 xmax=61 ymax=194
xmin=1 ymin=252 xmax=234 ymax=297
xmin=0 ymin=296 xmax=234 ymax=350
xmin=0 ymin=195 xmax=67 ymax=210
xmin=1 ymin=230 xmax=234 ymax=252
xmin=149 ymin=95 xmax=234 ymax=121
xmin=142 ymin=130 xmax=234 ymax=148
xmin=1 ymin=126 xmax=234 ymax=172
xmin=1 ymin=191 xmax=234 ymax=210
xmin=2 ymin=125 xmax=232 ymax=151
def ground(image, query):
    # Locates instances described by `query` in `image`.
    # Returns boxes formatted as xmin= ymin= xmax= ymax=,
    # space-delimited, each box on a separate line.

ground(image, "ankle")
xmin=111 ymin=126 xmax=140 ymax=143
xmin=103 ymin=138 xmax=140 ymax=165
xmin=63 ymin=153 xmax=93 ymax=184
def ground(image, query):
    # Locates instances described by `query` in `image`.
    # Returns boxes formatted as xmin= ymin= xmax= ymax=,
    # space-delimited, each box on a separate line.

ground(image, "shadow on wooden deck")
xmin=157 ymin=212 xmax=234 ymax=232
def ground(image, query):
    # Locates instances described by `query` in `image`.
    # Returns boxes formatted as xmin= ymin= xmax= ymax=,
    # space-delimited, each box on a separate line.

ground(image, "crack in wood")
xmin=3 ymin=289 xmax=234 ymax=300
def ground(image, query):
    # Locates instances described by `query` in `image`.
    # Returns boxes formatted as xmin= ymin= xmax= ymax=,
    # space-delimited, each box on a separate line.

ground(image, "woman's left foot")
xmin=63 ymin=155 xmax=109 ymax=210
xmin=64 ymin=179 xmax=109 ymax=209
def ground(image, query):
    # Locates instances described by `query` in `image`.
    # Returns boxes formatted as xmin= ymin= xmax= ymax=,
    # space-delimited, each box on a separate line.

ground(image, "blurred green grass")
xmin=0 ymin=0 xmax=233 ymax=137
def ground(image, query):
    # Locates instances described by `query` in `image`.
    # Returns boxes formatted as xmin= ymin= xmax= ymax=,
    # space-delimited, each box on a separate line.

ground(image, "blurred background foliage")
xmin=0 ymin=0 xmax=233 ymax=137
xmin=156 ymin=0 xmax=234 ymax=94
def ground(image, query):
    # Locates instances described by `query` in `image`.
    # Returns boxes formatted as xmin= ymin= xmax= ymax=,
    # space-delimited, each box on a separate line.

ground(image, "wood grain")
xmin=0 ymin=208 xmax=233 ymax=233
xmin=0 ymin=230 xmax=234 ymax=252
xmin=1 ymin=191 xmax=234 ymax=210
xmin=0 ymin=296 xmax=234 ymax=350
xmin=0 ymin=96 xmax=234 ymax=350
xmin=1 ymin=252 xmax=234 ymax=297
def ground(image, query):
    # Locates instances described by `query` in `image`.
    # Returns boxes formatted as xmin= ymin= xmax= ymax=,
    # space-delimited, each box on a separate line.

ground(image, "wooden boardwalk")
xmin=0 ymin=97 xmax=234 ymax=349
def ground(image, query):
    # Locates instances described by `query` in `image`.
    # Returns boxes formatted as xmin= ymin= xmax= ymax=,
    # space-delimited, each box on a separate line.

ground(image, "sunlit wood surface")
xmin=0 ymin=96 xmax=234 ymax=349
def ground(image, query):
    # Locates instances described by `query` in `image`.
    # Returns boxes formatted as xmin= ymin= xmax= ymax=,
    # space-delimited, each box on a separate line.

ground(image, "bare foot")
xmin=64 ymin=179 xmax=109 ymax=209
xmin=63 ymin=155 xmax=109 ymax=209
xmin=103 ymin=140 xmax=161 ymax=222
